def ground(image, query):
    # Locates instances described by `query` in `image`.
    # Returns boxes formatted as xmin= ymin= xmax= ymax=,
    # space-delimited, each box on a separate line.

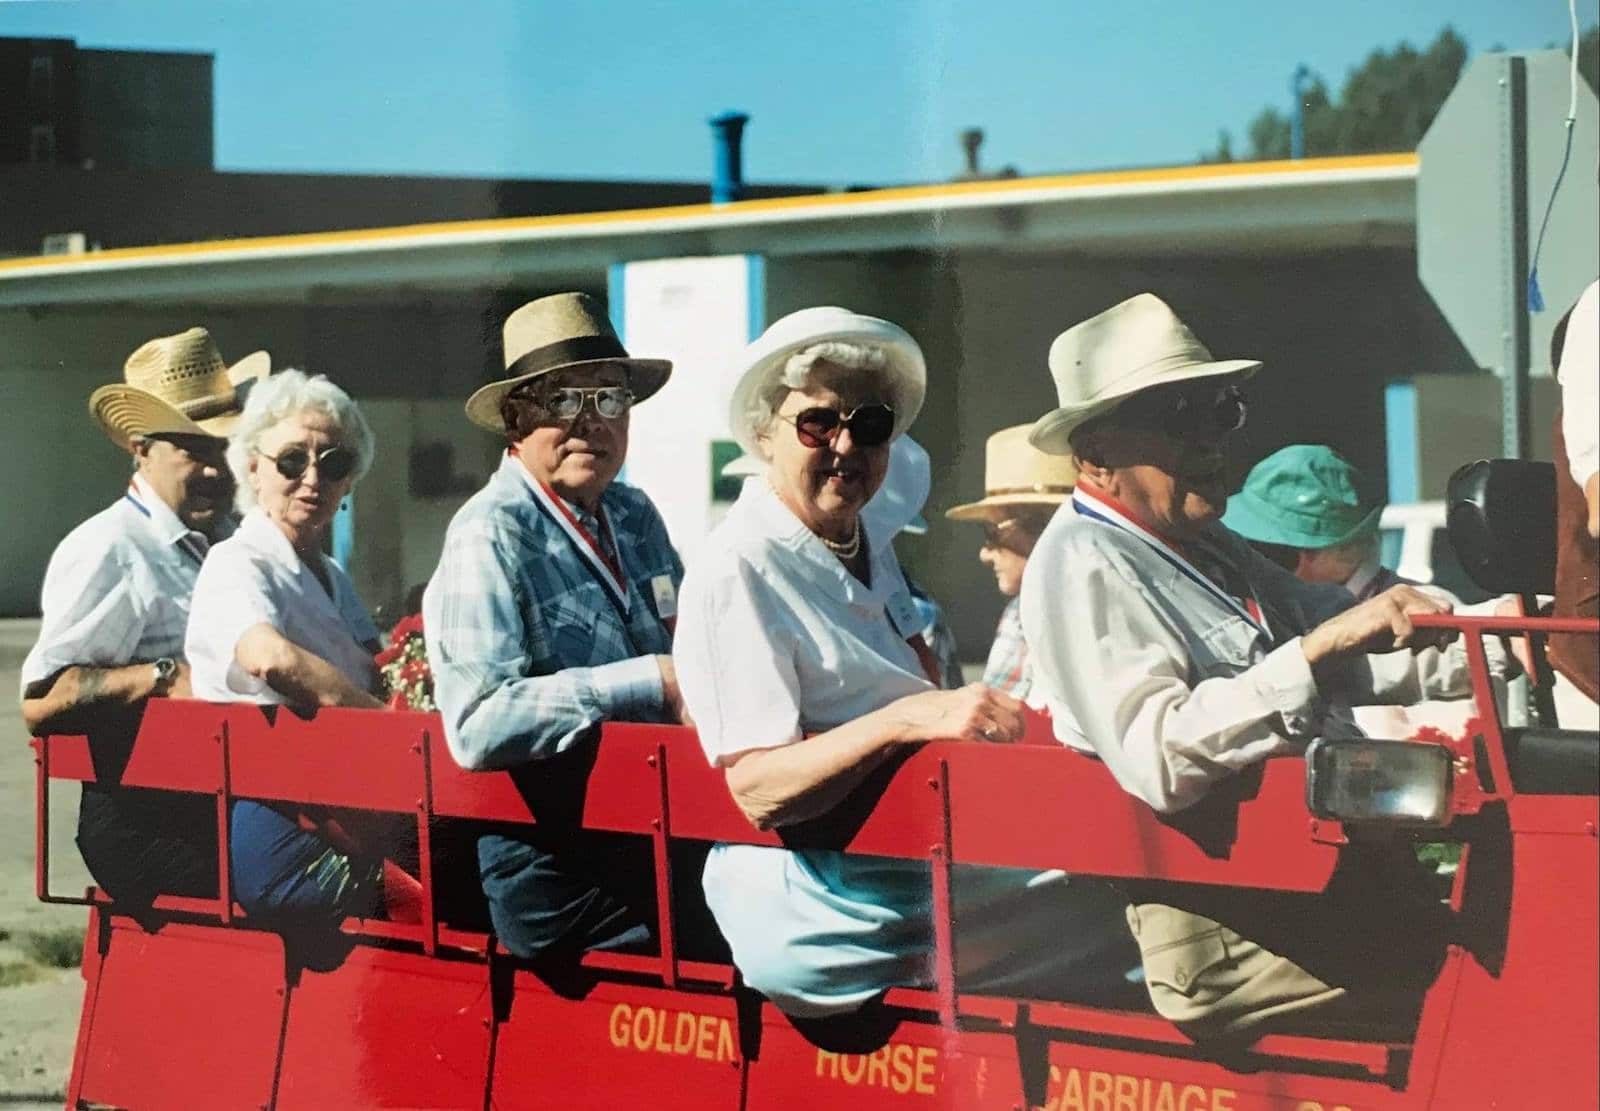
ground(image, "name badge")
xmin=651 ymin=575 xmax=678 ymax=621
xmin=885 ymin=590 xmax=921 ymax=640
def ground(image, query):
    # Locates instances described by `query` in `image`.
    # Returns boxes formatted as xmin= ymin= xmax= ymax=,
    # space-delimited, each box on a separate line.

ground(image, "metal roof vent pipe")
xmin=710 ymin=111 xmax=749 ymax=204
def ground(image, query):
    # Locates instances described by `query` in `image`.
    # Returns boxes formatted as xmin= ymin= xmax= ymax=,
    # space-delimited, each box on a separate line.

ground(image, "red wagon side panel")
xmin=1423 ymin=797 xmax=1600 ymax=1111
xmin=488 ymin=977 xmax=745 ymax=1109
xmin=274 ymin=946 xmax=493 ymax=1110
xmin=74 ymin=916 xmax=285 ymax=1111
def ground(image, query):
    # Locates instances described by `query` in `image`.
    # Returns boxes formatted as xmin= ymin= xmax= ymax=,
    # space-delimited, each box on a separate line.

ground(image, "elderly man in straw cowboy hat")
xmin=1020 ymin=293 xmax=1510 ymax=1042
xmin=423 ymin=292 xmax=696 ymax=962
xmin=20 ymin=327 xmax=270 ymax=904
xmin=945 ymin=424 xmax=1076 ymax=698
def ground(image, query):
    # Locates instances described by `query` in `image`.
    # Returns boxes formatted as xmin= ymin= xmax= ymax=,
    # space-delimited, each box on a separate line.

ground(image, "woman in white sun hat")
xmin=674 ymin=306 xmax=1134 ymax=1018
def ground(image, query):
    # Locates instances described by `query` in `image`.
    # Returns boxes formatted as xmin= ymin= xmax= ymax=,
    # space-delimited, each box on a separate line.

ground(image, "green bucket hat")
xmin=1223 ymin=444 xmax=1383 ymax=549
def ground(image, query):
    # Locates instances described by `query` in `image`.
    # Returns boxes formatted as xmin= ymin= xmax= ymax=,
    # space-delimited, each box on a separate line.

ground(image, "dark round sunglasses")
xmin=779 ymin=403 xmax=896 ymax=450
xmin=1123 ymin=382 xmax=1248 ymax=438
xmin=262 ymin=445 xmax=358 ymax=482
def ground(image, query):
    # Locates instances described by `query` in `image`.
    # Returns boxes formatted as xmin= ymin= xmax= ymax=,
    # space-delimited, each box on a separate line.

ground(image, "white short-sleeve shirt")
xmin=675 ymin=480 xmax=933 ymax=767
xmin=185 ymin=509 xmax=380 ymax=704
xmin=22 ymin=475 xmax=222 ymax=695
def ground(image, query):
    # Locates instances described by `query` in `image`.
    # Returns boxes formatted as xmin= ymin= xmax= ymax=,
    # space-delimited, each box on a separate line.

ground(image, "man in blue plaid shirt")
xmin=423 ymin=293 xmax=691 ymax=960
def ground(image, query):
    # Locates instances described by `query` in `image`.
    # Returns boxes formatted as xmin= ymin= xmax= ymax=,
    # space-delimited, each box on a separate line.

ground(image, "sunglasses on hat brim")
xmin=778 ymin=403 xmax=896 ymax=449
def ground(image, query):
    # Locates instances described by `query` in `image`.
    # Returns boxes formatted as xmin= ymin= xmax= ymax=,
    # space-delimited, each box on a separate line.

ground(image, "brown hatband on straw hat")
xmin=88 ymin=328 xmax=271 ymax=452
xmin=464 ymin=292 xmax=672 ymax=433
xmin=945 ymin=424 xmax=1077 ymax=522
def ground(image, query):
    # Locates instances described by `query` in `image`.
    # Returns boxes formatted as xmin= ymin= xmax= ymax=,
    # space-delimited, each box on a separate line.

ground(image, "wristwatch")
xmin=151 ymin=657 xmax=178 ymax=695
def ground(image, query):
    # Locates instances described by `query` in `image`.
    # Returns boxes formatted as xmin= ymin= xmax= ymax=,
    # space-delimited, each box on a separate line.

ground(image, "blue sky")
xmin=3 ymin=0 xmax=1596 ymax=185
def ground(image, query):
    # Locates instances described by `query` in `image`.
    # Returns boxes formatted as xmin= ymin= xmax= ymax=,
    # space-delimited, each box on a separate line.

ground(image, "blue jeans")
xmin=230 ymin=800 xmax=380 ymax=922
xmin=477 ymin=829 xmax=654 ymax=960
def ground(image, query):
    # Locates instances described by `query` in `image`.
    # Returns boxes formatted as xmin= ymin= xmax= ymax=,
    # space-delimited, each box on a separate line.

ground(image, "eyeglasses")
xmin=522 ymin=385 xmax=634 ymax=422
xmin=982 ymin=520 xmax=1022 ymax=549
xmin=1122 ymin=383 xmax=1248 ymax=438
xmin=261 ymin=445 xmax=358 ymax=482
xmin=778 ymin=404 xmax=896 ymax=450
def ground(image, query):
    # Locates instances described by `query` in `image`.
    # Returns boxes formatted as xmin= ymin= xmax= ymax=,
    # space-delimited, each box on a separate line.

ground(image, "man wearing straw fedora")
xmin=424 ymin=292 xmax=696 ymax=961
xmin=945 ymin=424 xmax=1076 ymax=698
xmin=1020 ymin=293 xmax=1505 ymax=1042
xmin=21 ymin=327 xmax=270 ymax=904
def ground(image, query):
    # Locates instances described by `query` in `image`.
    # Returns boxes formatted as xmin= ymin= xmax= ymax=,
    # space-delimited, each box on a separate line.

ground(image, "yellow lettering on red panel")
xmin=810 ymin=1042 xmax=941 ymax=1097
xmin=606 ymin=1003 xmax=735 ymax=1063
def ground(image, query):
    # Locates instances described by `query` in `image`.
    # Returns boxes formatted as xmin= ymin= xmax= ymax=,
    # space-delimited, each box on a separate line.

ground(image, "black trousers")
xmin=76 ymin=784 xmax=218 ymax=904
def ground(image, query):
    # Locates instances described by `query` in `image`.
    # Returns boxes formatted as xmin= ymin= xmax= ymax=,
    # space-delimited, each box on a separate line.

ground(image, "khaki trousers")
xmin=1125 ymin=902 xmax=1346 ymax=1042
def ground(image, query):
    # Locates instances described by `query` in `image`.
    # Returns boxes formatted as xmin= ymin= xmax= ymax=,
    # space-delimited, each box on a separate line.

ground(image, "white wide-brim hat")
xmin=465 ymin=292 xmax=672 ymax=433
xmin=728 ymin=306 xmax=926 ymax=458
xmin=1029 ymin=293 xmax=1260 ymax=455
xmin=862 ymin=436 xmax=931 ymax=542
xmin=88 ymin=327 xmax=271 ymax=453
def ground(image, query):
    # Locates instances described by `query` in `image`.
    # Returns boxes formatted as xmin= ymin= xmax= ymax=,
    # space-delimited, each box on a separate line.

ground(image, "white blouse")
xmin=186 ymin=509 xmax=380 ymax=704
xmin=675 ymin=480 xmax=933 ymax=767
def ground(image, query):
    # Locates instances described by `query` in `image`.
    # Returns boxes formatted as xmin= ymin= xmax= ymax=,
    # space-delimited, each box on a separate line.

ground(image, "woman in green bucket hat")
xmin=1223 ymin=444 xmax=1397 ymax=600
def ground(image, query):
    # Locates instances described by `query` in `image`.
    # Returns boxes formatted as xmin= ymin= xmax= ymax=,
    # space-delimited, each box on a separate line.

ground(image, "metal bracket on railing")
xmin=928 ymin=757 xmax=958 ymax=1029
xmin=215 ymin=722 xmax=234 ymax=925
xmin=647 ymin=743 xmax=680 ymax=989
xmin=415 ymin=728 xmax=438 ymax=957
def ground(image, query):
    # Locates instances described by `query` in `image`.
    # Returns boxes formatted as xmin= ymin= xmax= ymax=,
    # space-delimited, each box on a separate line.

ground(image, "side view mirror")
xmin=1305 ymin=738 xmax=1454 ymax=826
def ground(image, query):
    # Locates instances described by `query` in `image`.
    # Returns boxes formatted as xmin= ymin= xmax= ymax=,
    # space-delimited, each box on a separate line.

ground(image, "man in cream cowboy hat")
xmin=945 ymin=424 xmax=1076 ymax=698
xmin=21 ymin=327 xmax=269 ymax=904
xmin=424 ymin=292 xmax=697 ymax=962
xmin=1020 ymin=293 xmax=1508 ymax=1042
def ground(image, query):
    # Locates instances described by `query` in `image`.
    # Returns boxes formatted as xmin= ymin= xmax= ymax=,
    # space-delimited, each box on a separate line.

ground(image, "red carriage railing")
xmin=30 ymin=614 xmax=1600 ymax=1110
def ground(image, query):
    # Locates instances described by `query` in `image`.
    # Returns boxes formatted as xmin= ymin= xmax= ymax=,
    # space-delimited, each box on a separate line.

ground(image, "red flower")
xmin=375 ymin=644 xmax=404 ymax=667
xmin=392 ymin=613 xmax=425 ymax=639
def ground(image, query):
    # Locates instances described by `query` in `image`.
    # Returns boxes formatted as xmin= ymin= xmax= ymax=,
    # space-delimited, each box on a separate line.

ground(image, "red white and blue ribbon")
xmin=527 ymin=479 xmax=632 ymax=616
xmin=123 ymin=482 xmax=209 ymax=567
xmin=1072 ymin=482 xmax=1269 ymax=638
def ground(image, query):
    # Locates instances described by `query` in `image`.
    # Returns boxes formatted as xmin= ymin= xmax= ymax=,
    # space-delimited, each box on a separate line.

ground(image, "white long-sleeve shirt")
xmin=1021 ymin=490 xmax=1491 ymax=814
xmin=1558 ymin=280 xmax=1598 ymax=489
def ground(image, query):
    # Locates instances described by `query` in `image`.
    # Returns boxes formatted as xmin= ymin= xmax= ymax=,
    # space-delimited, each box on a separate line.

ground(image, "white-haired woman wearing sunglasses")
xmin=185 ymin=369 xmax=388 ymax=921
xmin=673 ymin=308 xmax=1134 ymax=1018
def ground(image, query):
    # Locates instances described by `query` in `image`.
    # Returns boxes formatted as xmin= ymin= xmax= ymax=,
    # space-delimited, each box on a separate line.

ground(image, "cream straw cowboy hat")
xmin=727 ymin=306 xmax=926 ymax=458
xmin=88 ymin=328 xmax=271 ymax=453
xmin=465 ymin=292 xmax=672 ymax=433
xmin=1029 ymin=293 xmax=1260 ymax=455
xmin=945 ymin=424 xmax=1077 ymax=522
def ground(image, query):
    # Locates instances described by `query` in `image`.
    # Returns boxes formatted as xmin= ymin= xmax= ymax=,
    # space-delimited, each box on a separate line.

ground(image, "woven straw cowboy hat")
xmin=88 ymin=328 xmax=271 ymax=453
xmin=1029 ymin=293 xmax=1260 ymax=455
xmin=945 ymin=424 xmax=1078 ymax=522
xmin=465 ymin=292 xmax=672 ymax=433
xmin=727 ymin=306 xmax=926 ymax=458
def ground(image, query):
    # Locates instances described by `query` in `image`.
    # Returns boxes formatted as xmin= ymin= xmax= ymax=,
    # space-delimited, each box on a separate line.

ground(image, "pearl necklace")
xmin=818 ymin=517 xmax=862 ymax=560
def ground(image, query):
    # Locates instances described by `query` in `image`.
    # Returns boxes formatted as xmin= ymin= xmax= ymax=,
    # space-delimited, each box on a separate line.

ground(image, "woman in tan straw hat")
xmin=1021 ymin=292 xmax=1509 ymax=1042
xmin=673 ymin=306 xmax=1135 ymax=1018
xmin=945 ymin=423 xmax=1076 ymax=698
xmin=21 ymin=327 xmax=268 ymax=905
